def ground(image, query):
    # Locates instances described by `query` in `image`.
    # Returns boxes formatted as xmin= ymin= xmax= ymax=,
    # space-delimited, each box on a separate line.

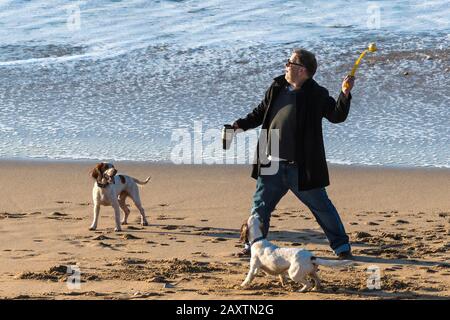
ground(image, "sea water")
xmin=0 ymin=0 xmax=449 ymax=167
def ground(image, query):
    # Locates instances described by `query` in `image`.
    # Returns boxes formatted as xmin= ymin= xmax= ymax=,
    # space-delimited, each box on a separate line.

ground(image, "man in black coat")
xmin=233 ymin=48 xmax=355 ymax=259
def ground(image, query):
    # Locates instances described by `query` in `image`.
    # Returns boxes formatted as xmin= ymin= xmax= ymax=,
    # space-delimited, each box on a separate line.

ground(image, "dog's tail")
xmin=133 ymin=176 xmax=152 ymax=185
xmin=311 ymin=257 xmax=353 ymax=267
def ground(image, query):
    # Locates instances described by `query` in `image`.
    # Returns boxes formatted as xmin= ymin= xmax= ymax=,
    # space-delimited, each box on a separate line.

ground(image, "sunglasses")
xmin=286 ymin=59 xmax=305 ymax=68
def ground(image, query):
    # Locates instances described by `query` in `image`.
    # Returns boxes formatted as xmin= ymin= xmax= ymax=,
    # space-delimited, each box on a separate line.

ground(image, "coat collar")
xmin=273 ymin=74 xmax=316 ymax=91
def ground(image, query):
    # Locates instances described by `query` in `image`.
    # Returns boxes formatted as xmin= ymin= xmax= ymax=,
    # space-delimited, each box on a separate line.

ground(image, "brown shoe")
xmin=236 ymin=247 xmax=251 ymax=257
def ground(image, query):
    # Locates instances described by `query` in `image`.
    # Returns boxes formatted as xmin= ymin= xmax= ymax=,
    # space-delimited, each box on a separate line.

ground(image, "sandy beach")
xmin=0 ymin=160 xmax=449 ymax=300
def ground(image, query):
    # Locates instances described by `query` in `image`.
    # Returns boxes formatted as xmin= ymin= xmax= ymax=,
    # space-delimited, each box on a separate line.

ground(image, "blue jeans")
xmin=250 ymin=161 xmax=350 ymax=255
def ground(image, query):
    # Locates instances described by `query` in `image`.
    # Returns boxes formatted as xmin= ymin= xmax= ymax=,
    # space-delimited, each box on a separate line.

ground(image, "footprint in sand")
xmin=391 ymin=265 xmax=403 ymax=270
xmin=195 ymin=227 xmax=211 ymax=231
xmin=46 ymin=212 xmax=71 ymax=220
xmin=192 ymin=252 xmax=209 ymax=258
xmin=94 ymin=242 xmax=115 ymax=249
xmin=118 ymin=257 xmax=147 ymax=265
xmin=0 ymin=212 xmax=27 ymax=219
xmin=354 ymin=231 xmax=373 ymax=239
xmin=122 ymin=234 xmax=141 ymax=240
xmin=92 ymin=235 xmax=113 ymax=241
xmin=161 ymin=225 xmax=179 ymax=230
xmin=356 ymin=213 xmax=367 ymax=217
xmin=214 ymin=238 xmax=228 ymax=242
xmin=126 ymin=226 xmax=143 ymax=230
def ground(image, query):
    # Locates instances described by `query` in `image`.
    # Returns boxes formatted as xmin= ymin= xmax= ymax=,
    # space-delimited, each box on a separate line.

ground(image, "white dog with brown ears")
xmin=240 ymin=214 xmax=352 ymax=293
xmin=89 ymin=162 xmax=151 ymax=232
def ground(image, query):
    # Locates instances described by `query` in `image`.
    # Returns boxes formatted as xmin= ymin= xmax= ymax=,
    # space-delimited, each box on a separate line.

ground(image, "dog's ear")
xmin=91 ymin=168 xmax=99 ymax=179
xmin=90 ymin=163 xmax=104 ymax=179
xmin=239 ymin=222 xmax=249 ymax=243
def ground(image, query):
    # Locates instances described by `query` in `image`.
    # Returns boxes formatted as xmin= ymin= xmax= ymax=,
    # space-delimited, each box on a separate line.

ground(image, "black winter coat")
xmin=235 ymin=75 xmax=352 ymax=191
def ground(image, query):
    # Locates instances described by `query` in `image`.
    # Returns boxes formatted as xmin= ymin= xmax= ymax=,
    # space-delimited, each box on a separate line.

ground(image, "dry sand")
xmin=0 ymin=160 xmax=449 ymax=300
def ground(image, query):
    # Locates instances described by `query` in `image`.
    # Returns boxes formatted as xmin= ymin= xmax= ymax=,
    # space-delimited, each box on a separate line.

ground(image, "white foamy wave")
xmin=1 ymin=0 xmax=449 ymax=65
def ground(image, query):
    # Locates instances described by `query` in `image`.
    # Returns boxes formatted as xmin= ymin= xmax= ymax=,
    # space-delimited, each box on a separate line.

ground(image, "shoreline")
xmin=1 ymin=157 xmax=450 ymax=173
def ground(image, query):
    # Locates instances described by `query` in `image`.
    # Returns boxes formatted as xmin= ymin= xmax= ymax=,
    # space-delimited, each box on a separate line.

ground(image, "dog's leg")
xmin=130 ymin=194 xmax=148 ymax=226
xmin=278 ymin=273 xmax=288 ymax=287
xmin=112 ymin=201 xmax=122 ymax=232
xmin=310 ymin=271 xmax=322 ymax=291
xmin=298 ymin=278 xmax=314 ymax=293
xmin=241 ymin=260 xmax=259 ymax=287
xmin=89 ymin=203 xmax=100 ymax=231
xmin=118 ymin=193 xmax=130 ymax=225
xmin=288 ymin=264 xmax=313 ymax=293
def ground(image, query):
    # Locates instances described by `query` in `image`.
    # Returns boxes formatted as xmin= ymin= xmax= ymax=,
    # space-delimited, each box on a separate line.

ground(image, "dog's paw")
xmin=141 ymin=221 xmax=149 ymax=226
xmin=298 ymin=287 xmax=311 ymax=293
xmin=114 ymin=227 xmax=122 ymax=232
xmin=89 ymin=226 xmax=97 ymax=231
xmin=121 ymin=221 xmax=128 ymax=225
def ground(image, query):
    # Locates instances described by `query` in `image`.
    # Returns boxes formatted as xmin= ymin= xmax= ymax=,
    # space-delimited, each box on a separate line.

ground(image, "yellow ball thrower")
xmin=343 ymin=42 xmax=377 ymax=90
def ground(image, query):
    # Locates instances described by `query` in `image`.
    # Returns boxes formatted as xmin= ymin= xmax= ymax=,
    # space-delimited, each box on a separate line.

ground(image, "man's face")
xmin=285 ymin=53 xmax=307 ymax=85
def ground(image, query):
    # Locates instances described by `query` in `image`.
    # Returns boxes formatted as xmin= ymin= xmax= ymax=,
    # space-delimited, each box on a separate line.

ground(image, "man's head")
xmin=285 ymin=48 xmax=317 ymax=86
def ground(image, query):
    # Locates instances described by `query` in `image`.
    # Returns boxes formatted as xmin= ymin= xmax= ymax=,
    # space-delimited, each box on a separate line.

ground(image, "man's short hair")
xmin=293 ymin=48 xmax=317 ymax=78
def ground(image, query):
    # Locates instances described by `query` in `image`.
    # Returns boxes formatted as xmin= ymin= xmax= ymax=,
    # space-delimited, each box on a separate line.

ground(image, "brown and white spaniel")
xmin=89 ymin=162 xmax=151 ymax=232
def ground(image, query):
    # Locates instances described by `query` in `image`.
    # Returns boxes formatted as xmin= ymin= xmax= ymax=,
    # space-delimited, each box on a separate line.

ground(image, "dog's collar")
xmin=250 ymin=237 xmax=265 ymax=246
xmin=97 ymin=175 xmax=115 ymax=188
xmin=96 ymin=181 xmax=109 ymax=188
xmin=97 ymin=174 xmax=116 ymax=188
